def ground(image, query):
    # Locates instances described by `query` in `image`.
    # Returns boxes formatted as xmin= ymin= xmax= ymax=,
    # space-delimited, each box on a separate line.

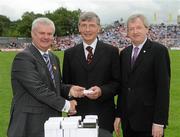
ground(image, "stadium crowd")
xmin=54 ymin=23 xmax=179 ymax=50
xmin=0 ymin=22 xmax=179 ymax=51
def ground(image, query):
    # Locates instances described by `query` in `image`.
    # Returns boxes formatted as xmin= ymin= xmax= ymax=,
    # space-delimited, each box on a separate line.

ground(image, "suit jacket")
xmin=116 ymin=39 xmax=171 ymax=131
xmin=63 ymin=40 xmax=120 ymax=132
xmin=7 ymin=44 xmax=70 ymax=137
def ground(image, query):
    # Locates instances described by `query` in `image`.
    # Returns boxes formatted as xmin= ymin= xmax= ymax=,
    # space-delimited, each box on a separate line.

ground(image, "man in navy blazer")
xmin=63 ymin=12 xmax=120 ymax=135
xmin=7 ymin=17 xmax=84 ymax=137
xmin=114 ymin=14 xmax=170 ymax=137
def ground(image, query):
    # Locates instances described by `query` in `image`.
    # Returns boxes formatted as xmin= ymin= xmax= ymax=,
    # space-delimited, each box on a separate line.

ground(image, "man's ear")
xmin=146 ymin=27 xmax=149 ymax=34
xmin=98 ymin=26 xmax=101 ymax=33
xmin=78 ymin=26 xmax=81 ymax=33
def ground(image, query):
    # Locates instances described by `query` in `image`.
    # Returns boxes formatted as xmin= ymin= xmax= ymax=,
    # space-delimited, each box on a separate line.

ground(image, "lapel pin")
xmin=143 ymin=50 xmax=146 ymax=53
xmin=53 ymin=65 xmax=57 ymax=70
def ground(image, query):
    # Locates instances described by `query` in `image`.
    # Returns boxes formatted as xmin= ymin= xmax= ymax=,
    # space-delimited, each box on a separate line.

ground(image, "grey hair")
xmin=127 ymin=14 xmax=149 ymax=28
xmin=31 ymin=17 xmax=55 ymax=34
xmin=78 ymin=11 xmax=100 ymax=26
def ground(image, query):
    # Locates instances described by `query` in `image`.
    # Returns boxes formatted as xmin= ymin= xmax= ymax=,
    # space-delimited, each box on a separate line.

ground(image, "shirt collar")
xmin=132 ymin=37 xmax=147 ymax=51
xmin=32 ymin=42 xmax=49 ymax=56
xmin=83 ymin=38 xmax=97 ymax=52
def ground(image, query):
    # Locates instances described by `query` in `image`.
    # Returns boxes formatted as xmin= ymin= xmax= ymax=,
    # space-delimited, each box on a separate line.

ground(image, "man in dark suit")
xmin=63 ymin=12 xmax=120 ymax=135
xmin=7 ymin=17 xmax=84 ymax=137
xmin=114 ymin=14 xmax=171 ymax=137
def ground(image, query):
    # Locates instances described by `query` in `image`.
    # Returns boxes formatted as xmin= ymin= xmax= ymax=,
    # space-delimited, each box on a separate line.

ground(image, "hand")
xmin=152 ymin=124 xmax=164 ymax=137
xmin=68 ymin=100 xmax=77 ymax=115
xmin=69 ymin=85 xmax=85 ymax=98
xmin=114 ymin=117 xmax=121 ymax=137
xmin=85 ymin=86 xmax=102 ymax=100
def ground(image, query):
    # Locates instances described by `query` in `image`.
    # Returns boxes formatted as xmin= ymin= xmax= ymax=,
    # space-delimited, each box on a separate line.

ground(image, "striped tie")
xmin=43 ymin=53 xmax=55 ymax=85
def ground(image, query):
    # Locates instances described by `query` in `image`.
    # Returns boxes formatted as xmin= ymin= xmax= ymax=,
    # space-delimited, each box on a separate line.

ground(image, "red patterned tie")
xmin=86 ymin=46 xmax=93 ymax=64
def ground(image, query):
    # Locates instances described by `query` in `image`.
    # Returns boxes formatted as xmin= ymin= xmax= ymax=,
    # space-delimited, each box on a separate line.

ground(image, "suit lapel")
xmin=87 ymin=41 xmax=104 ymax=71
xmin=75 ymin=41 xmax=104 ymax=71
xmin=29 ymin=44 xmax=46 ymax=67
xmin=131 ymin=39 xmax=151 ymax=72
xmin=126 ymin=45 xmax=133 ymax=74
xmin=75 ymin=43 xmax=88 ymax=70
xmin=29 ymin=45 xmax=56 ymax=88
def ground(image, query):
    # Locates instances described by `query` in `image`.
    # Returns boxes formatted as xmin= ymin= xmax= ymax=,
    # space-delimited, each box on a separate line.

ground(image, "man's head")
xmin=127 ymin=14 xmax=149 ymax=46
xmin=31 ymin=17 xmax=55 ymax=52
xmin=78 ymin=11 xmax=101 ymax=45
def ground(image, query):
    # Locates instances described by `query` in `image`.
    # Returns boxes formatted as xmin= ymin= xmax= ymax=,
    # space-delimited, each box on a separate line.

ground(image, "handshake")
xmin=68 ymin=85 xmax=102 ymax=115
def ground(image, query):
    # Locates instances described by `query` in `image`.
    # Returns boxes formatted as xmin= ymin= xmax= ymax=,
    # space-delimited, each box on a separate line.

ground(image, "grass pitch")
xmin=0 ymin=50 xmax=179 ymax=137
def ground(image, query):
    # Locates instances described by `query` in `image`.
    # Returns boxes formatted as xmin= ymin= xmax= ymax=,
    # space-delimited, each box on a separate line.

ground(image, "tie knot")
xmin=86 ymin=46 xmax=93 ymax=53
xmin=43 ymin=53 xmax=48 ymax=58
xmin=134 ymin=47 xmax=139 ymax=53
xmin=43 ymin=53 xmax=49 ymax=61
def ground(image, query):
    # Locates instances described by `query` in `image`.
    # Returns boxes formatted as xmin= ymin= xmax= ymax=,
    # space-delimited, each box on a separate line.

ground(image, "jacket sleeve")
xmin=153 ymin=45 xmax=170 ymax=125
xmin=98 ymin=47 xmax=121 ymax=102
xmin=12 ymin=52 xmax=67 ymax=111
xmin=62 ymin=49 xmax=72 ymax=84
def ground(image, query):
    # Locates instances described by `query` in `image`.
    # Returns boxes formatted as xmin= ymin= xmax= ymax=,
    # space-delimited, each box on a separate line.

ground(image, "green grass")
xmin=165 ymin=50 xmax=180 ymax=137
xmin=0 ymin=50 xmax=180 ymax=137
xmin=0 ymin=52 xmax=15 ymax=137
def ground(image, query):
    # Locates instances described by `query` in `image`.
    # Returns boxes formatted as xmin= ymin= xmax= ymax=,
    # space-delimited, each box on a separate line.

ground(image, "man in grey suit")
xmin=7 ymin=17 xmax=84 ymax=137
xmin=114 ymin=14 xmax=171 ymax=137
xmin=63 ymin=12 xmax=120 ymax=136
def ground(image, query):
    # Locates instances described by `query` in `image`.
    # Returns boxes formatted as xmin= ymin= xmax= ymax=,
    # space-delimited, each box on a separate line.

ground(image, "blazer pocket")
xmin=22 ymin=106 xmax=43 ymax=114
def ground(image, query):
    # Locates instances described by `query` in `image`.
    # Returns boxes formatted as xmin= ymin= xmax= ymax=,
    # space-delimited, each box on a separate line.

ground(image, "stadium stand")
xmin=0 ymin=23 xmax=179 ymax=51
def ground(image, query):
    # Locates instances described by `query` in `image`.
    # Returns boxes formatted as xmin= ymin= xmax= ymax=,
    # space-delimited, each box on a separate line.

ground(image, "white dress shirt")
xmin=83 ymin=38 xmax=97 ymax=59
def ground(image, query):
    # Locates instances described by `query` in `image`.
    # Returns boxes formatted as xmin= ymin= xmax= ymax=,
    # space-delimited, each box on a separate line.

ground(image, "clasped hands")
xmin=68 ymin=85 xmax=102 ymax=115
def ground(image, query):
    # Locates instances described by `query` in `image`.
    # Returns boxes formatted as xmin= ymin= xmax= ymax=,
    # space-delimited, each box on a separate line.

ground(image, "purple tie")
xmin=131 ymin=47 xmax=139 ymax=67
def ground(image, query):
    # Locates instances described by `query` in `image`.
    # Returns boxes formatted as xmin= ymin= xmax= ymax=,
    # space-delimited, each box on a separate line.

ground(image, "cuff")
xmin=153 ymin=123 xmax=164 ymax=128
xmin=61 ymin=100 xmax=70 ymax=113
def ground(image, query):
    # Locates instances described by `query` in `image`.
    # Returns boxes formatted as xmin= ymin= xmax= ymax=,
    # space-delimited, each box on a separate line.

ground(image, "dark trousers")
xmin=122 ymin=120 xmax=164 ymax=137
